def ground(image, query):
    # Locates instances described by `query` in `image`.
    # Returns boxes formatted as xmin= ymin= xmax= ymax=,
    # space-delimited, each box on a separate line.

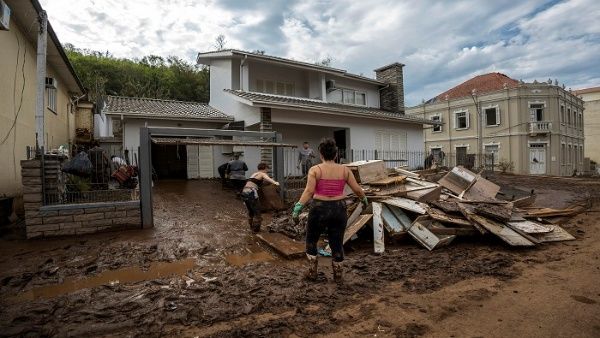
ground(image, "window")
xmin=356 ymin=92 xmax=366 ymax=105
xmin=256 ymin=79 xmax=295 ymax=96
xmin=484 ymin=144 xmax=499 ymax=164
xmin=431 ymin=115 xmax=442 ymax=132
xmin=560 ymin=105 xmax=565 ymax=124
xmin=375 ymin=130 xmax=407 ymax=153
xmin=561 ymin=144 xmax=565 ymax=164
xmin=342 ymin=89 xmax=355 ymax=104
xmin=484 ymin=107 xmax=499 ymax=126
xmin=567 ymin=108 xmax=571 ymax=125
xmin=530 ymin=103 xmax=544 ymax=122
xmin=454 ymin=111 xmax=469 ymax=129
xmin=276 ymin=82 xmax=285 ymax=95
xmin=45 ymin=77 xmax=57 ymax=112
xmin=264 ymin=80 xmax=274 ymax=94
xmin=255 ymin=79 xmax=264 ymax=92
xmin=285 ymin=83 xmax=295 ymax=96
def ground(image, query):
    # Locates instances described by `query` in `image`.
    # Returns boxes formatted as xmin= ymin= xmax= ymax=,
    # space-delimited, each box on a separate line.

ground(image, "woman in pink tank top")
xmin=292 ymin=138 xmax=367 ymax=283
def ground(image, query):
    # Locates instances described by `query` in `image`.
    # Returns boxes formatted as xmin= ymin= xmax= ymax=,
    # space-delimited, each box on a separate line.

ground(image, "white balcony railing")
xmin=529 ymin=121 xmax=552 ymax=134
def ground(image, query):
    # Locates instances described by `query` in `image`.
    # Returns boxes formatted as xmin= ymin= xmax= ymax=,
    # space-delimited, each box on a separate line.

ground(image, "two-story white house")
xmin=96 ymin=50 xmax=436 ymax=179
xmin=197 ymin=49 xmax=436 ymax=175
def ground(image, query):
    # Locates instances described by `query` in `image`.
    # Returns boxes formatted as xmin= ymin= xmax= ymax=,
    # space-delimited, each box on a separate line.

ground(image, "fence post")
xmin=139 ymin=128 xmax=153 ymax=228
xmin=273 ymin=133 xmax=285 ymax=200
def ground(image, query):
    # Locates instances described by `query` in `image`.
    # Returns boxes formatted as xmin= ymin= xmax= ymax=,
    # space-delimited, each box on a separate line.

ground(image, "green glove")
xmin=361 ymin=196 xmax=369 ymax=209
xmin=292 ymin=202 xmax=304 ymax=224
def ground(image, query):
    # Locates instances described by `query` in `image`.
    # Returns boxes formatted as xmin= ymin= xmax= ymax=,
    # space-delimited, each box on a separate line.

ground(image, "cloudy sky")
xmin=40 ymin=0 xmax=600 ymax=105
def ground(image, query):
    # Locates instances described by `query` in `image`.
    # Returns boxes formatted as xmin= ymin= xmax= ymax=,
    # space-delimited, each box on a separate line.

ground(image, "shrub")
xmin=497 ymin=159 xmax=514 ymax=173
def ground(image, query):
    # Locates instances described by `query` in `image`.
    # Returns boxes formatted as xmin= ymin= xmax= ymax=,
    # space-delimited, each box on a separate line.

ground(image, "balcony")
xmin=529 ymin=121 xmax=552 ymax=135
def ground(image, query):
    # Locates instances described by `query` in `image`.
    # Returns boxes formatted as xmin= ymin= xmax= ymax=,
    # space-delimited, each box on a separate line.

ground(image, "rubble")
xmin=267 ymin=161 xmax=583 ymax=254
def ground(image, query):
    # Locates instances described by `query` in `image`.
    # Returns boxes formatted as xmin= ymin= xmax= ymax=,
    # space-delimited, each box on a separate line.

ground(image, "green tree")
xmin=64 ymin=44 xmax=210 ymax=103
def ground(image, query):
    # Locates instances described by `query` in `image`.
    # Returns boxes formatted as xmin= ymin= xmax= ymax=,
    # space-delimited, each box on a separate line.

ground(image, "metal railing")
xmin=28 ymin=145 xmax=140 ymax=206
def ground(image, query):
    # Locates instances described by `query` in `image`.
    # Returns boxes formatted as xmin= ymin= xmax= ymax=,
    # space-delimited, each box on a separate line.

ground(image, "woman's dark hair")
xmin=257 ymin=162 xmax=268 ymax=170
xmin=318 ymin=138 xmax=338 ymax=161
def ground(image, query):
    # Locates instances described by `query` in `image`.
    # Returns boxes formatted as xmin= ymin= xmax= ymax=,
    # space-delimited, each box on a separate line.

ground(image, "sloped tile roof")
xmin=224 ymin=90 xmax=438 ymax=125
xmin=434 ymin=73 xmax=519 ymax=102
xmin=102 ymin=96 xmax=233 ymax=121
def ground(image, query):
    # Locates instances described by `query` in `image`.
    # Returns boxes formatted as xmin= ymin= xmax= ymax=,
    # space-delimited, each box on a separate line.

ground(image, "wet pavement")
xmin=0 ymin=177 xmax=598 ymax=337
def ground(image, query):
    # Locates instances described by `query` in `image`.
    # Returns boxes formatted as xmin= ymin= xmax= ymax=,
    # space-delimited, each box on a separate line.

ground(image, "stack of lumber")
xmin=266 ymin=161 xmax=582 ymax=256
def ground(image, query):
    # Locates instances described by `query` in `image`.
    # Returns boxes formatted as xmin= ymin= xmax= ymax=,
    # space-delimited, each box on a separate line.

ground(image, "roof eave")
xmin=103 ymin=111 xmax=234 ymax=122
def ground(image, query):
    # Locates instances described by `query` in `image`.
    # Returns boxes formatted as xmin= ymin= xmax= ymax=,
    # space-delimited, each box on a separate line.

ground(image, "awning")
xmin=151 ymin=137 xmax=297 ymax=147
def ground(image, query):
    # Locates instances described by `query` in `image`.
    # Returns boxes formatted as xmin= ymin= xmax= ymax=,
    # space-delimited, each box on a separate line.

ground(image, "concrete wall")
xmin=580 ymin=90 xmax=600 ymax=164
xmin=21 ymin=159 xmax=141 ymax=238
xmin=0 ymin=18 xmax=76 ymax=199
xmin=407 ymin=84 xmax=585 ymax=176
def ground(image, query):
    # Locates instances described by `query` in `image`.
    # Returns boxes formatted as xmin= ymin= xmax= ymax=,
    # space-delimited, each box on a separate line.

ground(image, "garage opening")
xmin=151 ymin=143 xmax=188 ymax=179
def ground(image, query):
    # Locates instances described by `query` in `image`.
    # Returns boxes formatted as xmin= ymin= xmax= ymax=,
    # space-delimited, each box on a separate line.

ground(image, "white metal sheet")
xmin=372 ymin=202 xmax=385 ymax=253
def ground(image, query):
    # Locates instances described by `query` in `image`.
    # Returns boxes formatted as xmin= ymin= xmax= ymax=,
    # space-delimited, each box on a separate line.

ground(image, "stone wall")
xmin=375 ymin=62 xmax=405 ymax=113
xmin=21 ymin=159 xmax=141 ymax=238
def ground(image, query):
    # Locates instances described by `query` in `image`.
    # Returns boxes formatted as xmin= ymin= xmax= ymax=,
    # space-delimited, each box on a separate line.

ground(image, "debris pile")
xmin=268 ymin=160 xmax=582 ymax=254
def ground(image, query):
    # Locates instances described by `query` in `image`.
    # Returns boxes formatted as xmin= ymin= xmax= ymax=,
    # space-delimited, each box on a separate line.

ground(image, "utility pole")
xmin=35 ymin=10 xmax=48 ymax=153
xmin=471 ymin=89 xmax=482 ymax=168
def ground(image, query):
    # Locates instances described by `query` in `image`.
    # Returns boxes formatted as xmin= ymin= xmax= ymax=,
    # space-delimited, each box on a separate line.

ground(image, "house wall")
xmin=324 ymin=75 xmax=381 ymax=108
xmin=579 ymin=89 xmax=600 ymax=164
xmin=0 ymin=18 xmax=76 ymax=199
xmin=208 ymin=59 xmax=261 ymax=126
xmin=406 ymin=84 xmax=584 ymax=175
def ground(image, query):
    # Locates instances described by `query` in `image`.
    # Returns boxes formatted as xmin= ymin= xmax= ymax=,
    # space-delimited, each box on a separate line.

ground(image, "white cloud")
xmin=40 ymin=0 xmax=600 ymax=105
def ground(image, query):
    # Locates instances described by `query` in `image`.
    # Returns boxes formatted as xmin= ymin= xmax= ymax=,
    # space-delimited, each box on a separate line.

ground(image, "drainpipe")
xmin=240 ymin=55 xmax=248 ymax=91
xmin=35 ymin=11 xmax=48 ymax=153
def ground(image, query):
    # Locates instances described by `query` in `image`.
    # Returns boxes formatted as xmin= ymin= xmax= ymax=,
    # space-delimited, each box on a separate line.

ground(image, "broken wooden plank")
xmin=467 ymin=213 xmax=536 ymax=247
xmin=512 ymin=194 xmax=536 ymax=208
xmin=428 ymin=227 xmax=478 ymax=236
xmin=369 ymin=175 xmax=407 ymax=186
xmin=463 ymin=175 xmax=500 ymax=201
xmin=346 ymin=203 xmax=364 ymax=228
xmin=386 ymin=205 xmax=413 ymax=231
xmin=408 ymin=216 xmax=456 ymax=251
xmin=430 ymin=200 xmax=461 ymax=214
xmin=457 ymin=203 xmax=488 ymax=234
xmin=372 ymin=202 xmax=385 ymax=253
xmin=381 ymin=204 xmax=408 ymax=235
xmin=438 ymin=166 xmax=477 ymax=195
xmin=523 ymin=205 xmax=585 ymax=218
xmin=256 ymin=233 xmax=305 ymax=258
xmin=427 ymin=208 xmax=473 ymax=227
xmin=507 ymin=220 xmax=554 ymax=234
xmin=345 ymin=160 xmax=387 ymax=184
xmin=530 ymin=225 xmax=576 ymax=242
xmin=343 ymin=214 xmax=373 ymax=244
xmin=474 ymin=202 xmax=513 ymax=222
xmin=394 ymin=167 xmax=420 ymax=178
xmin=406 ymin=186 xmax=442 ymax=202
xmin=383 ymin=197 xmax=428 ymax=215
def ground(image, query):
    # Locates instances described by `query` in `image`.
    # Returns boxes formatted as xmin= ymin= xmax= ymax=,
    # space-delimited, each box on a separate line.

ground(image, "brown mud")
xmin=0 ymin=176 xmax=599 ymax=337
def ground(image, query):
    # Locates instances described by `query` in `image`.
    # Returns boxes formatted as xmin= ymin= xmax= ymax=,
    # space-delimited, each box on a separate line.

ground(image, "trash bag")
xmin=61 ymin=151 xmax=93 ymax=177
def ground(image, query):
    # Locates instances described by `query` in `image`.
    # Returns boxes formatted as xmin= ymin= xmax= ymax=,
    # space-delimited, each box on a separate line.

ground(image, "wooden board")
xmin=463 ymin=176 xmax=500 ymax=201
xmin=507 ymin=220 xmax=554 ymax=234
xmin=372 ymin=202 xmax=385 ymax=253
xmin=383 ymin=197 xmax=428 ymax=214
xmin=457 ymin=203 xmax=488 ymax=234
xmin=512 ymin=194 xmax=536 ymax=208
xmin=349 ymin=160 xmax=388 ymax=184
xmin=386 ymin=205 xmax=413 ymax=231
xmin=369 ymin=175 xmax=407 ymax=186
xmin=406 ymin=186 xmax=442 ymax=202
xmin=343 ymin=214 xmax=373 ymax=244
xmin=427 ymin=208 xmax=472 ymax=226
xmin=256 ymin=233 xmax=305 ymax=258
xmin=346 ymin=203 xmax=364 ymax=228
xmin=258 ymin=184 xmax=286 ymax=211
xmin=408 ymin=216 xmax=456 ymax=251
xmin=531 ymin=225 xmax=576 ymax=242
xmin=474 ymin=202 xmax=513 ymax=222
xmin=467 ymin=213 xmax=535 ymax=247
xmin=381 ymin=204 xmax=408 ymax=235
xmin=438 ymin=166 xmax=477 ymax=195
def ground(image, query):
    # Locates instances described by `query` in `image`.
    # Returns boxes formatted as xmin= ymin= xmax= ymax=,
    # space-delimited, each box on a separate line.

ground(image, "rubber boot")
xmin=332 ymin=261 xmax=343 ymax=283
xmin=247 ymin=217 xmax=254 ymax=229
xmin=252 ymin=216 xmax=262 ymax=233
xmin=305 ymin=254 xmax=318 ymax=280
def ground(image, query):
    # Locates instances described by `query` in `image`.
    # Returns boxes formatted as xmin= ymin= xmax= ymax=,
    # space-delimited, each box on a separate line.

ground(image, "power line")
xmin=1 ymin=33 xmax=27 ymax=145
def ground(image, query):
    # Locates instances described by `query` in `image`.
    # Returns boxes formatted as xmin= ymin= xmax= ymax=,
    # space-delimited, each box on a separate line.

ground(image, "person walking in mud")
xmin=292 ymin=138 xmax=368 ymax=283
xmin=297 ymin=141 xmax=316 ymax=177
xmin=226 ymin=154 xmax=248 ymax=195
xmin=241 ymin=163 xmax=280 ymax=233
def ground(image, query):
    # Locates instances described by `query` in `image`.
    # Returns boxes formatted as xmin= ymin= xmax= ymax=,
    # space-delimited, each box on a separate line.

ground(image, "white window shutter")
xmin=466 ymin=112 xmax=470 ymax=129
xmin=496 ymin=107 xmax=500 ymax=125
xmin=375 ymin=130 xmax=382 ymax=151
xmin=453 ymin=113 xmax=456 ymax=129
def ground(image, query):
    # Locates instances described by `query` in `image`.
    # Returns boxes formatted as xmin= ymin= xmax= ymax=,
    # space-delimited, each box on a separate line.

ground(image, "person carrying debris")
xmin=226 ymin=154 xmax=248 ymax=194
xmin=241 ymin=163 xmax=280 ymax=232
xmin=292 ymin=138 xmax=368 ymax=283
xmin=297 ymin=141 xmax=316 ymax=176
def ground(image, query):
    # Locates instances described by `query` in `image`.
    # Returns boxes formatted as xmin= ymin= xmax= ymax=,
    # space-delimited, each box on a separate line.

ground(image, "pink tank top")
xmin=314 ymin=166 xmax=346 ymax=197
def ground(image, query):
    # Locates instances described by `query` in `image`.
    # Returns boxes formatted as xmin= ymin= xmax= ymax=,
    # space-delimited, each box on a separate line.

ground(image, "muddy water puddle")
xmin=8 ymin=257 xmax=196 ymax=303
xmin=225 ymin=251 xmax=275 ymax=266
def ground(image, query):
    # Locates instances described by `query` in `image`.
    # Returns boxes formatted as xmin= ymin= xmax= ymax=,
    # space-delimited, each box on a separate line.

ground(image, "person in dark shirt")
xmin=240 ymin=163 xmax=279 ymax=232
xmin=226 ymin=154 xmax=248 ymax=193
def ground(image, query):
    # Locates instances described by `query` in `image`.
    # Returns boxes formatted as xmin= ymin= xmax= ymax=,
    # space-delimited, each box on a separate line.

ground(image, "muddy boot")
xmin=251 ymin=216 xmax=262 ymax=233
xmin=332 ymin=261 xmax=343 ymax=283
xmin=305 ymin=254 xmax=318 ymax=280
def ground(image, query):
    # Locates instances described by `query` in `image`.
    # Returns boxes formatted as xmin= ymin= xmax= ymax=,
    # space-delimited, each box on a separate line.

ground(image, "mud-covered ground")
xmin=0 ymin=176 xmax=599 ymax=337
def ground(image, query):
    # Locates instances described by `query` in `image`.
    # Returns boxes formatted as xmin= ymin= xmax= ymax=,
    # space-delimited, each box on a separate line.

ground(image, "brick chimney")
xmin=374 ymin=62 xmax=405 ymax=113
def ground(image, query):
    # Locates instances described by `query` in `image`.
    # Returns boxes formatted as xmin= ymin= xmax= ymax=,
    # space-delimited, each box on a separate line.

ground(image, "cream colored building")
xmin=0 ymin=0 xmax=84 ymax=200
xmin=573 ymin=86 xmax=600 ymax=166
xmin=407 ymin=73 xmax=585 ymax=176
